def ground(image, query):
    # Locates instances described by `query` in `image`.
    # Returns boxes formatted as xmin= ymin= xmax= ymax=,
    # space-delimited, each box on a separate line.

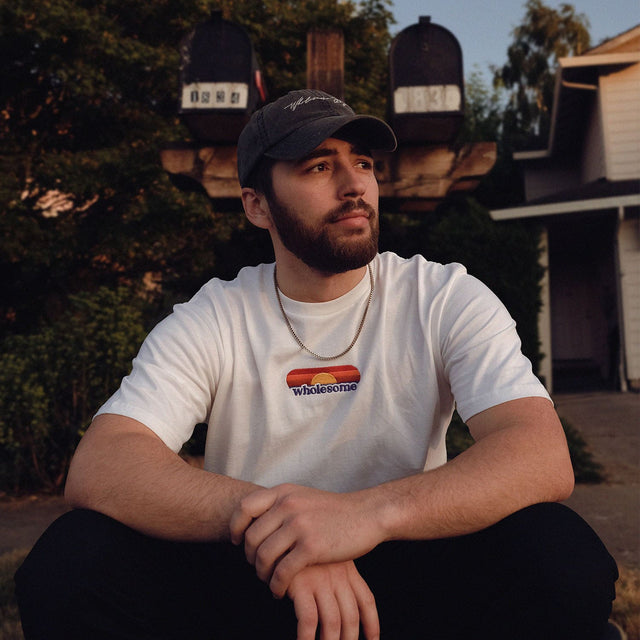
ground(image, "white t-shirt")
xmin=97 ymin=252 xmax=549 ymax=492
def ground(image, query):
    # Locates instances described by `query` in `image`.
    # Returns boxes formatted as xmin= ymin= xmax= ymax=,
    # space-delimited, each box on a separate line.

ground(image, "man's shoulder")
xmin=165 ymin=263 xmax=273 ymax=326
xmin=193 ymin=262 xmax=273 ymax=299
xmin=377 ymin=252 xmax=468 ymax=283
xmin=377 ymin=253 xmax=500 ymax=314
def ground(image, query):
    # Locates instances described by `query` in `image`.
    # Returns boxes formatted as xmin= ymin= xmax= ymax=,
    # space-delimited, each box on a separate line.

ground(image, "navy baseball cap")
xmin=237 ymin=89 xmax=397 ymax=186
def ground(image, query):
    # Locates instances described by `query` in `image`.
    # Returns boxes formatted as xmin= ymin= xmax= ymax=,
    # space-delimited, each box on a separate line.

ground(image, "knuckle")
xmin=280 ymin=492 xmax=300 ymax=511
xmin=255 ymin=547 xmax=270 ymax=571
xmin=343 ymin=608 xmax=360 ymax=626
xmin=244 ymin=527 xmax=259 ymax=548
xmin=298 ymin=608 xmax=318 ymax=626
xmin=237 ymin=495 xmax=252 ymax=515
xmin=322 ymin=611 xmax=341 ymax=633
xmin=297 ymin=534 xmax=320 ymax=561
xmin=271 ymin=562 xmax=287 ymax=586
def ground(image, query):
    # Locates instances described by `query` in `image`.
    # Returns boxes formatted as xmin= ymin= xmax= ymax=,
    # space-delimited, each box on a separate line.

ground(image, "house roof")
xmin=514 ymin=25 xmax=640 ymax=161
xmin=491 ymin=25 xmax=640 ymax=222
xmin=585 ymin=23 xmax=640 ymax=56
xmin=491 ymin=179 xmax=640 ymax=220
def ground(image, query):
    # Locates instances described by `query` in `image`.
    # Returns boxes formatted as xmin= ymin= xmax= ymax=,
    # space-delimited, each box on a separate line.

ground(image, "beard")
xmin=267 ymin=196 xmax=379 ymax=274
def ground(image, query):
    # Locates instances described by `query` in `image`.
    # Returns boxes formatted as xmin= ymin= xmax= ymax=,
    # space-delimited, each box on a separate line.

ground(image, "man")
xmin=16 ymin=90 xmax=617 ymax=639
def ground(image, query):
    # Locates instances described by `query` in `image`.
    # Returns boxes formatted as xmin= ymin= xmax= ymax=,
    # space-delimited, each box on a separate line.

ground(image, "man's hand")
xmin=288 ymin=561 xmax=379 ymax=640
xmin=229 ymin=484 xmax=384 ymax=597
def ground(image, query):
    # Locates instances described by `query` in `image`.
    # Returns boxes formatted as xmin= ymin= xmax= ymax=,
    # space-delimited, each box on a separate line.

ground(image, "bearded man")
xmin=16 ymin=90 xmax=618 ymax=640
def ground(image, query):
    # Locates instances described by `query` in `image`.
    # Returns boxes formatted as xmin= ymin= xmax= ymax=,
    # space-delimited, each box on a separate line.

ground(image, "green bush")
xmin=561 ymin=418 xmax=605 ymax=484
xmin=446 ymin=412 xmax=475 ymax=459
xmin=0 ymin=288 xmax=147 ymax=493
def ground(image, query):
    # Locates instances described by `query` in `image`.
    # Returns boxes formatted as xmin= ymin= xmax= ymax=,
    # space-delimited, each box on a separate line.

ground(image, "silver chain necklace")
xmin=273 ymin=263 xmax=374 ymax=361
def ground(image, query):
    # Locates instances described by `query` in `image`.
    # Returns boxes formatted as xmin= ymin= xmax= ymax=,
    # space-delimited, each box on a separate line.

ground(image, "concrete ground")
xmin=555 ymin=391 xmax=640 ymax=570
xmin=1 ymin=391 xmax=639 ymax=572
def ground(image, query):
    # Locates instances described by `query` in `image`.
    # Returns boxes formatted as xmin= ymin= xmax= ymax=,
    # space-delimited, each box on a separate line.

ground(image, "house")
xmin=491 ymin=25 xmax=640 ymax=393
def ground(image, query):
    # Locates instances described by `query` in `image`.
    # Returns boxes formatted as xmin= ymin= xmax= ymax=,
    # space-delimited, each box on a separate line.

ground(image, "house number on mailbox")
xmin=181 ymin=82 xmax=249 ymax=110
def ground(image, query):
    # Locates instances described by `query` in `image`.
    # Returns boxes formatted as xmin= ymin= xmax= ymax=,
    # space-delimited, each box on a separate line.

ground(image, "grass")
xmin=612 ymin=565 xmax=640 ymax=640
xmin=0 ymin=548 xmax=28 ymax=640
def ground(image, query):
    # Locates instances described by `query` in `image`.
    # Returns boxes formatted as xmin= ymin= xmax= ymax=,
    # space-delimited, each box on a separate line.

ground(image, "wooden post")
xmin=307 ymin=29 xmax=344 ymax=98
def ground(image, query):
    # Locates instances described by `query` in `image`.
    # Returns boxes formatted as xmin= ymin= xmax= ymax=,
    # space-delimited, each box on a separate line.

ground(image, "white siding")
xmin=618 ymin=218 xmax=640 ymax=381
xmin=601 ymin=64 xmax=640 ymax=180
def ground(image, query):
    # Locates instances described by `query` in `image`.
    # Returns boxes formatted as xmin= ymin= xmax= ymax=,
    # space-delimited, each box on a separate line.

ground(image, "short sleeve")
xmin=438 ymin=273 xmax=550 ymax=422
xmin=96 ymin=292 xmax=221 ymax=452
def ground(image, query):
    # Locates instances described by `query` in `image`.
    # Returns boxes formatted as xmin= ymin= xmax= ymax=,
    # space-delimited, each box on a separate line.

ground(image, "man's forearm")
xmin=230 ymin=397 xmax=574 ymax=598
xmin=368 ymin=397 xmax=575 ymax=543
xmin=65 ymin=413 xmax=260 ymax=542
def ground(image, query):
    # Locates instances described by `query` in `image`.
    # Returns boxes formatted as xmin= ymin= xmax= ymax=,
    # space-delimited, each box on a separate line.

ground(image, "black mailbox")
xmin=389 ymin=17 xmax=464 ymax=144
xmin=179 ymin=12 xmax=267 ymax=143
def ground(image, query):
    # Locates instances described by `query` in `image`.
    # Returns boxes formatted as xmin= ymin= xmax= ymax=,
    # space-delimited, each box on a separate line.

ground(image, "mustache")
xmin=326 ymin=199 xmax=377 ymax=223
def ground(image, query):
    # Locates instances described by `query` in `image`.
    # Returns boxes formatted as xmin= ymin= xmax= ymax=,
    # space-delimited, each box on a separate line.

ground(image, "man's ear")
xmin=241 ymin=188 xmax=272 ymax=230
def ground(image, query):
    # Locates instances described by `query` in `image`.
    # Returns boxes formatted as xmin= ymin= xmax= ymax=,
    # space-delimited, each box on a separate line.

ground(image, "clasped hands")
xmin=229 ymin=483 xmax=383 ymax=640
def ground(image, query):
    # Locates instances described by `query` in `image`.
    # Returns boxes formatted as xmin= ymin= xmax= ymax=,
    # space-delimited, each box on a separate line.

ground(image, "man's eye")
xmin=357 ymin=160 xmax=373 ymax=170
xmin=309 ymin=162 xmax=329 ymax=173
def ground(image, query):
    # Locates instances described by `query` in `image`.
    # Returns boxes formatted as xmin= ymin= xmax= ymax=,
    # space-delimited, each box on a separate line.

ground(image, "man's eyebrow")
xmin=295 ymin=143 xmax=373 ymax=165
xmin=295 ymin=147 xmax=338 ymax=164
xmin=349 ymin=142 xmax=373 ymax=157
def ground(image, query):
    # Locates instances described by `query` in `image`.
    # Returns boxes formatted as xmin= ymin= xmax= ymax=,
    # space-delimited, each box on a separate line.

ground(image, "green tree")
xmin=459 ymin=68 xmax=505 ymax=145
xmin=457 ymin=68 xmax=527 ymax=209
xmin=494 ymin=0 xmax=590 ymax=147
xmin=0 ymin=0 xmax=214 ymax=333
xmin=0 ymin=0 xmax=395 ymax=493
xmin=0 ymin=287 xmax=147 ymax=492
xmin=0 ymin=0 xmax=395 ymax=337
xmin=218 ymin=0 xmax=394 ymax=117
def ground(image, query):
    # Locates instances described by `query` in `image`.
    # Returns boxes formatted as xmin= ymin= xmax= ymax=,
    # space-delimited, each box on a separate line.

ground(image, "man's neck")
xmin=273 ymin=253 xmax=370 ymax=303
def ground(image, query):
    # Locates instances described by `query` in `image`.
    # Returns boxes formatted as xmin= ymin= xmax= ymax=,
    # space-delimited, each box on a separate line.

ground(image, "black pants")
xmin=15 ymin=503 xmax=617 ymax=639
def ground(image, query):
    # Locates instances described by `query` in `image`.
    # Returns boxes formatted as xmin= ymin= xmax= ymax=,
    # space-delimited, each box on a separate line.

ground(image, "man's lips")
xmin=328 ymin=200 xmax=375 ymax=223
xmin=334 ymin=210 xmax=370 ymax=221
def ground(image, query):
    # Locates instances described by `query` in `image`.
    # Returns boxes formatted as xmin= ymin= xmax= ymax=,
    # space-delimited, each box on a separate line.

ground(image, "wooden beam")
xmin=160 ymin=142 xmax=497 ymax=211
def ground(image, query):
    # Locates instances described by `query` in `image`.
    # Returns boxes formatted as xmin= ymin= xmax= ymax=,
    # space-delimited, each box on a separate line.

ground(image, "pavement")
xmin=555 ymin=391 xmax=640 ymax=570
xmin=1 ymin=391 xmax=639 ymax=571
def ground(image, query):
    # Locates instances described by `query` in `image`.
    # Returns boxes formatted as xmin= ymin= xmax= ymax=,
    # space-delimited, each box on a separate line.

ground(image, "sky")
xmin=389 ymin=0 xmax=640 ymax=81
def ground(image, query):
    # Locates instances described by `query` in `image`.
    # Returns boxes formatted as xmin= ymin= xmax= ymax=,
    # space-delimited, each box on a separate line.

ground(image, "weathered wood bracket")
xmin=160 ymin=141 xmax=496 ymax=212
xmin=376 ymin=142 xmax=496 ymax=211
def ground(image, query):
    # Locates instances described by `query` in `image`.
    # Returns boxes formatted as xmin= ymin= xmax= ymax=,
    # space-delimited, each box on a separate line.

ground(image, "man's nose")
xmin=337 ymin=164 xmax=369 ymax=199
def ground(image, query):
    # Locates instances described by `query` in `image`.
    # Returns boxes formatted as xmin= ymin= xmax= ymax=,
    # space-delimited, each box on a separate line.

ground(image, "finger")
xmin=291 ymin=586 xmax=319 ymax=640
xmin=333 ymin=579 xmax=360 ymax=640
xmin=253 ymin=526 xmax=299 ymax=584
xmin=315 ymin=587 xmax=341 ymax=640
xmin=350 ymin=571 xmax=379 ymax=640
xmin=269 ymin=544 xmax=312 ymax=598
xmin=243 ymin=510 xmax=287 ymax=566
xmin=229 ymin=489 xmax=278 ymax=544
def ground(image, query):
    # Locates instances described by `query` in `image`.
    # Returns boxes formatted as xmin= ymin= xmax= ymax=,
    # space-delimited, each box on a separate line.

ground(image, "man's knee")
xmin=15 ymin=509 xmax=151 ymax=639
xmin=15 ymin=509 xmax=299 ymax=639
xmin=494 ymin=503 xmax=618 ymax=638
xmin=502 ymin=503 xmax=618 ymax=589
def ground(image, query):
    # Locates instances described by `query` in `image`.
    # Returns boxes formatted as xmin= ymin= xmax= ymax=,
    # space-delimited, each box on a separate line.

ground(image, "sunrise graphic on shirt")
xmin=286 ymin=365 xmax=361 ymax=396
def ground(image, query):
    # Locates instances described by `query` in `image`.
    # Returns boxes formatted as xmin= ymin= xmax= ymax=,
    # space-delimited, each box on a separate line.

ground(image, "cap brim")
xmin=264 ymin=114 xmax=397 ymax=161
